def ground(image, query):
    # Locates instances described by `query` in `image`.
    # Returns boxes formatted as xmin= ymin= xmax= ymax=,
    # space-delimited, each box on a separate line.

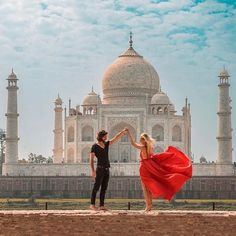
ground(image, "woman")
xmin=127 ymin=129 xmax=192 ymax=212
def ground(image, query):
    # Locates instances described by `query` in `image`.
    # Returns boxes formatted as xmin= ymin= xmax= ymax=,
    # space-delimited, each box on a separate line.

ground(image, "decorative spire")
xmin=55 ymin=93 xmax=62 ymax=105
xmin=119 ymin=31 xmax=142 ymax=58
xmin=218 ymin=66 xmax=230 ymax=80
xmin=8 ymin=68 xmax=17 ymax=81
xmin=69 ymin=98 xmax=71 ymax=110
xmin=92 ymin=86 xmax=94 ymax=92
xmin=129 ymin=31 xmax=133 ymax=48
xmin=10 ymin=68 xmax=16 ymax=76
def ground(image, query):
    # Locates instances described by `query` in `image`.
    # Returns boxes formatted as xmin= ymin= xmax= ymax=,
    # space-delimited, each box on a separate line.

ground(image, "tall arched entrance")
xmin=108 ymin=122 xmax=137 ymax=163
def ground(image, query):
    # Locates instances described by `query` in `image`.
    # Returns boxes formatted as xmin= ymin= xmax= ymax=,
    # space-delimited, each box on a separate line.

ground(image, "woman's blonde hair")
xmin=140 ymin=133 xmax=155 ymax=156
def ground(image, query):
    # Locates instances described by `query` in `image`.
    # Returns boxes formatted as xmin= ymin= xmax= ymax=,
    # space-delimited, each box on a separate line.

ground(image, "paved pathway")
xmin=0 ymin=210 xmax=235 ymax=236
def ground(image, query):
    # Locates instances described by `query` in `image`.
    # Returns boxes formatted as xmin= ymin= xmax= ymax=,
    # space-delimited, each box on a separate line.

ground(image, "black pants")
xmin=91 ymin=167 xmax=110 ymax=206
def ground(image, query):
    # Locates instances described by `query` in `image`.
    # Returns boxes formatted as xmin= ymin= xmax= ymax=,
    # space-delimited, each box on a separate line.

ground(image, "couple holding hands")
xmin=89 ymin=128 xmax=192 ymax=212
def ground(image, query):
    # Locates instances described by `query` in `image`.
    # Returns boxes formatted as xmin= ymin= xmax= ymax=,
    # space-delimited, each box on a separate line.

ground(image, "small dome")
xmin=55 ymin=94 xmax=62 ymax=105
xmin=83 ymin=89 xmax=101 ymax=106
xmin=219 ymin=68 xmax=230 ymax=77
xmin=8 ymin=69 xmax=17 ymax=80
xmin=200 ymin=155 xmax=207 ymax=163
xmin=151 ymin=91 xmax=175 ymax=112
xmin=151 ymin=91 xmax=170 ymax=105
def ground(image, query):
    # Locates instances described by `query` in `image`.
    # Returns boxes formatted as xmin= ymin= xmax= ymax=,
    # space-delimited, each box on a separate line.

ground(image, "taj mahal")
xmin=1 ymin=33 xmax=234 ymax=177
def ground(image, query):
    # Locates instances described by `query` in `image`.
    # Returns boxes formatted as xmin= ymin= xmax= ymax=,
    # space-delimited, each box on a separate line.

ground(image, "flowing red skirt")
xmin=140 ymin=146 xmax=192 ymax=201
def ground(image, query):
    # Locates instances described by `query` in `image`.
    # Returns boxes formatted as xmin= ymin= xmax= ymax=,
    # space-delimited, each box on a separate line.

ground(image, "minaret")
xmin=216 ymin=68 xmax=232 ymax=164
xmin=5 ymin=69 xmax=19 ymax=164
xmin=53 ymin=94 xmax=64 ymax=163
xmin=183 ymin=97 xmax=191 ymax=158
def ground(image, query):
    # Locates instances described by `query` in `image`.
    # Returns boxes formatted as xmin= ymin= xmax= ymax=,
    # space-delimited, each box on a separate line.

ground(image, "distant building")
xmin=1 ymin=33 xmax=234 ymax=177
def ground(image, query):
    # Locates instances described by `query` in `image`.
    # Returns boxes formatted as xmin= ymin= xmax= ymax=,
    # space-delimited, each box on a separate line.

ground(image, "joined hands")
xmin=121 ymin=128 xmax=131 ymax=138
xmin=122 ymin=128 xmax=129 ymax=135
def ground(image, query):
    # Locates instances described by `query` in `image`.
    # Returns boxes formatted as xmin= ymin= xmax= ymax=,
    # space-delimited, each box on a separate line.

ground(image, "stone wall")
xmin=0 ymin=176 xmax=235 ymax=199
xmin=2 ymin=162 xmax=235 ymax=176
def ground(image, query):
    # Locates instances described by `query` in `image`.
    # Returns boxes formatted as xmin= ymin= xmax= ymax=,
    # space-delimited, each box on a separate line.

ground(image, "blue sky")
xmin=0 ymin=0 xmax=235 ymax=162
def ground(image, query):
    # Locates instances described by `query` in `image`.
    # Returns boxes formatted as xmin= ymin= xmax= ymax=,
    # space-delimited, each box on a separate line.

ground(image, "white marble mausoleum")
xmin=2 ymin=34 xmax=234 ymax=177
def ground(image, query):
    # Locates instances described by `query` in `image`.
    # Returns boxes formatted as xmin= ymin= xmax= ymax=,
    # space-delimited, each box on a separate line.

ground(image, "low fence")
xmin=0 ymin=199 xmax=236 ymax=211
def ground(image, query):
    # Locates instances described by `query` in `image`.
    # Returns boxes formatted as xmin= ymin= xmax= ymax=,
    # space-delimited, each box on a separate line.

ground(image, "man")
xmin=90 ymin=128 xmax=127 ymax=211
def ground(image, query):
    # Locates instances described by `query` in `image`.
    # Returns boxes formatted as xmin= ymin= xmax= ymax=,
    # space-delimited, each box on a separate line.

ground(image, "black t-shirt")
xmin=90 ymin=141 xmax=110 ymax=168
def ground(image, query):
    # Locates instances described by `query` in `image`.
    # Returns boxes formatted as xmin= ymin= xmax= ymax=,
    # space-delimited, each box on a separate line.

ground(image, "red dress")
xmin=140 ymin=146 xmax=192 ymax=201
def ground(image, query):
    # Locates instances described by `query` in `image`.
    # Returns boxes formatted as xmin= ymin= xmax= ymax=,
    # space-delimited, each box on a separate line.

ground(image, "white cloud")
xmin=0 ymin=0 xmax=235 ymax=162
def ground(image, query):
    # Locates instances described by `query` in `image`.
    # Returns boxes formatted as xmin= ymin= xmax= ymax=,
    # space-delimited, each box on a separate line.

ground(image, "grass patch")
xmin=1 ymin=198 xmax=236 ymax=204
xmin=0 ymin=198 xmax=236 ymax=211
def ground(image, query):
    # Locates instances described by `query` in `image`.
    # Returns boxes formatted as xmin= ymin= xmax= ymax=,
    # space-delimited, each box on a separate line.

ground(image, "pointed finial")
xmin=129 ymin=31 xmax=133 ymax=48
xmin=64 ymin=106 xmax=67 ymax=118
xmin=219 ymin=65 xmax=230 ymax=78
xmin=92 ymin=86 xmax=94 ymax=92
xmin=69 ymin=98 xmax=71 ymax=110
xmin=8 ymin=67 xmax=17 ymax=80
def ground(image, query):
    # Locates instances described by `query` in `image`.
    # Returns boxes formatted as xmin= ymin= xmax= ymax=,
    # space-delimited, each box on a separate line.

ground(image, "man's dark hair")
xmin=97 ymin=130 xmax=108 ymax=141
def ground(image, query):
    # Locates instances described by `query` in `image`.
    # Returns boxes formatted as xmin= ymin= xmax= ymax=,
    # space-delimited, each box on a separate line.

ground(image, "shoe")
xmin=89 ymin=205 xmax=98 ymax=211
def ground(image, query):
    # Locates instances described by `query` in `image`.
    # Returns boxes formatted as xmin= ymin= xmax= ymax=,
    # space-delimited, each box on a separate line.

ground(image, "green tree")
xmin=27 ymin=153 xmax=53 ymax=164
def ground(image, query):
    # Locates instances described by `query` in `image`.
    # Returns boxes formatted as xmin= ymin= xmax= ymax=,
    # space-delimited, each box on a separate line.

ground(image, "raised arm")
xmin=127 ymin=130 xmax=145 ymax=150
xmin=109 ymin=129 xmax=126 ymax=145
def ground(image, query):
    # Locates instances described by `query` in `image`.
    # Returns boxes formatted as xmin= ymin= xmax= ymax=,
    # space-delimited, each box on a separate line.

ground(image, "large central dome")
xmin=102 ymin=35 xmax=160 ymax=105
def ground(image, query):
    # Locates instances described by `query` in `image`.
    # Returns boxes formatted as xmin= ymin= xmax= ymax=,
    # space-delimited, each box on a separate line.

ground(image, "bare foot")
xmin=144 ymin=205 xmax=152 ymax=212
xmin=89 ymin=205 xmax=98 ymax=211
xmin=99 ymin=206 xmax=109 ymax=211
